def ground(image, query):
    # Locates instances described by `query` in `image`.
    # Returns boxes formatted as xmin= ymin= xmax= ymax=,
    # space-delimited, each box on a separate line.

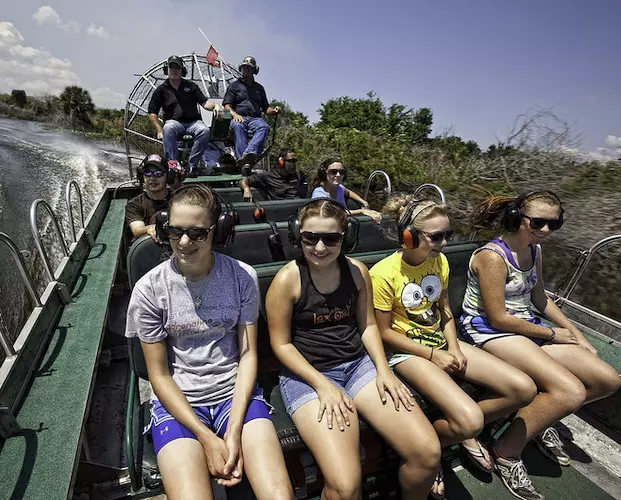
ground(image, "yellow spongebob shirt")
xmin=370 ymin=251 xmax=449 ymax=348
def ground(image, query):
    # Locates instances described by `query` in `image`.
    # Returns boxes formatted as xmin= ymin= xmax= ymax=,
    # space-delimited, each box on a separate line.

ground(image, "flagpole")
xmin=198 ymin=27 xmax=229 ymax=92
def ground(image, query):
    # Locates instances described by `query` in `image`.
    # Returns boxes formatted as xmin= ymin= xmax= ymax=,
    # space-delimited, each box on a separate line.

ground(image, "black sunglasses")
xmin=168 ymin=64 xmax=181 ymax=70
xmin=327 ymin=168 xmax=346 ymax=176
xmin=420 ymin=229 xmax=455 ymax=244
xmin=166 ymin=224 xmax=216 ymax=241
xmin=283 ymin=157 xmax=298 ymax=163
xmin=301 ymin=231 xmax=344 ymax=247
xmin=144 ymin=170 xmax=165 ymax=178
xmin=522 ymin=215 xmax=564 ymax=231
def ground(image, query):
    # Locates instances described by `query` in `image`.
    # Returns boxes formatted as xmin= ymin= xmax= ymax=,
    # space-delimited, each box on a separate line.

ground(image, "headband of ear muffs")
xmin=397 ymin=200 xmax=436 ymax=249
xmin=154 ymin=185 xmax=236 ymax=247
xmin=503 ymin=190 xmax=564 ymax=232
xmin=287 ymin=199 xmax=359 ymax=253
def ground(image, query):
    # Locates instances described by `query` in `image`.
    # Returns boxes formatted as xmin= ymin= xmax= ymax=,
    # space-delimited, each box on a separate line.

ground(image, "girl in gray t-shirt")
xmin=126 ymin=184 xmax=293 ymax=499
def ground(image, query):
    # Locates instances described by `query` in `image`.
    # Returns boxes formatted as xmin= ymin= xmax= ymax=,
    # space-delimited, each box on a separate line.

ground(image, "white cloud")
xmin=32 ymin=6 xmax=80 ymax=33
xmin=605 ymin=135 xmax=621 ymax=148
xmin=90 ymin=86 xmax=125 ymax=109
xmin=0 ymin=21 xmax=79 ymax=95
xmin=32 ymin=6 xmax=61 ymax=26
xmin=86 ymin=23 xmax=110 ymax=39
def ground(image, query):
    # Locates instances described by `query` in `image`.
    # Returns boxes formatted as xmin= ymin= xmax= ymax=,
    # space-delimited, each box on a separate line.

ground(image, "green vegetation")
xmin=0 ymin=86 xmax=123 ymax=139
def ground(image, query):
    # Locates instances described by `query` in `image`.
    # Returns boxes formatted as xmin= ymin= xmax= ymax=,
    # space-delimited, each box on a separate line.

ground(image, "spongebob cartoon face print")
xmin=370 ymin=251 xmax=449 ymax=348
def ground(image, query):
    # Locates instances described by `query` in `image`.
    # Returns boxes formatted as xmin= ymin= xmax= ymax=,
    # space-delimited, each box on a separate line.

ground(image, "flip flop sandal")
xmin=462 ymin=440 xmax=493 ymax=473
xmin=430 ymin=467 xmax=446 ymax=500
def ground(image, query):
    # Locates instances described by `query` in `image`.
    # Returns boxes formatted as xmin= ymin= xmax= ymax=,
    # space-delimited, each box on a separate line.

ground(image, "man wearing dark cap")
xmin=125 ymin=154 xmax=171 ymax=240
xmin=148 ymin=55 xmax=224 ymax=174
xmin=222 ymin=56 xmax=281 ymax=172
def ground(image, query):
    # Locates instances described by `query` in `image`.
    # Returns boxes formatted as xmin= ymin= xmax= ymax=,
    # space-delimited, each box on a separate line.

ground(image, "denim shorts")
xmin=279 ymin=354 xmax=377 ymax=416
xmin=147 ymin=386 xmax=271 ymax=455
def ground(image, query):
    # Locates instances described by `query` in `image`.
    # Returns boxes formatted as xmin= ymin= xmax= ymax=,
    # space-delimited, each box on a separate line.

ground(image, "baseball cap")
xmin=167 ymin=55 xmax=183 ymax=68
xmin=143 ymin=154 xmax=167 ymax=172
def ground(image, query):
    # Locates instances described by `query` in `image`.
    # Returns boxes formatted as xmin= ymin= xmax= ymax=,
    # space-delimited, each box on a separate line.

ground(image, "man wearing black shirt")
xmin=222 ymin=56 xmax=280 ymax=170
xmin=125 ymin=154 xmax=171 ymax=240
xmin=239 ymin=148 xmax=308 ymax=201
xmin=148 ymin=55 xmax=223 ymax=173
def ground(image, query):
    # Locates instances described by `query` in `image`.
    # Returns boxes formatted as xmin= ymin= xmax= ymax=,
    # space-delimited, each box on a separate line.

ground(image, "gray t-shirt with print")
xmin=126 ymin=252 xmax=259 ymax=405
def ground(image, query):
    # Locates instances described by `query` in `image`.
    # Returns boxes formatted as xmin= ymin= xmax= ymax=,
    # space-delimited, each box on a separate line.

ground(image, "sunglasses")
xmin=284 ymin=158 xmax=298 ymax=164
xmin=144 ymin=170 xmax=165 ymax=178
xmin=300 ymin=231 xmax=344 ymax=247
xmin=420 ymin=229 xmax=455 ymax=244
xmin=327 ymin=168 xmax=346 ymax=176
xmin=166 ymin=224 xmax=216 ymax=241
xmin=522 ymin=215 xmax=564 ymax=231
xmin=168 ymin=64 xmax=181 ymax=70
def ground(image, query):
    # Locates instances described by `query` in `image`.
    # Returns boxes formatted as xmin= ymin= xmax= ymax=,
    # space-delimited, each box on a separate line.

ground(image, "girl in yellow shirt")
xmin=370 ymin=195 xmax=536 ymax=499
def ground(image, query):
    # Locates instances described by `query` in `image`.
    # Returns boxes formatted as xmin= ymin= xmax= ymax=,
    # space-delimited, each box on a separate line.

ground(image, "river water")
xmin=0 ymin=118 xmax=128 ymax=341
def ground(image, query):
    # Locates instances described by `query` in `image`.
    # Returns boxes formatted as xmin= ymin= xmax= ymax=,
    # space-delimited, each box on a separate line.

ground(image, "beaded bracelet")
xmin=548 ymin=327 xmax=556 ymax=341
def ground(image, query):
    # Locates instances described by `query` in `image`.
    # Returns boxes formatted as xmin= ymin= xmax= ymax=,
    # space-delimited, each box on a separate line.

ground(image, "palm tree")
xmin=59 ymin=86 xmax=95 ymax=129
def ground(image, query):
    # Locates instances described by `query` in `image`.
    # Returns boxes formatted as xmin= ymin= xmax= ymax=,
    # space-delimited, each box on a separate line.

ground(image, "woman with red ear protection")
xmin=370 ymin=194 xmax=537 ymax=499
xmin=310 ymin=157 xmax=382 ymax=223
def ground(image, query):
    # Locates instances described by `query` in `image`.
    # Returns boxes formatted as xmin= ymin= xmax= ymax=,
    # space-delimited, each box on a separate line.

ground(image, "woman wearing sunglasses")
xmin=126 ymin=185 xmax=294 ymax=500
xmin=460 ymin=190 xmax=620 ymax=500
xmin=266 ymin=198 xmax=441 ymax=500
xmin=310 ymin=157 xmax=382 ymax=223
xmin=370 ymin=195 xmax=536 ymax=499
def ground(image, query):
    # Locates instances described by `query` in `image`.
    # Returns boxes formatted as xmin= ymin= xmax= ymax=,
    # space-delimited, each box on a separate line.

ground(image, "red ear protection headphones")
xmin=253 ymin=200 xmax=266 ymax=223
xmin=397 ymin=200 xmax=436 ymax=249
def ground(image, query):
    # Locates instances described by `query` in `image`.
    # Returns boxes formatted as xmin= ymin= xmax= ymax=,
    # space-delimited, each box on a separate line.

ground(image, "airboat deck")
xmin=0 ymin=174 xmax=619 ymax=499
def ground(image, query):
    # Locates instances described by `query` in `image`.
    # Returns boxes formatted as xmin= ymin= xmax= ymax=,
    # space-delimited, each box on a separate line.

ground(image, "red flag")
xmin=206 ymin=46 xmax=219 ymax=67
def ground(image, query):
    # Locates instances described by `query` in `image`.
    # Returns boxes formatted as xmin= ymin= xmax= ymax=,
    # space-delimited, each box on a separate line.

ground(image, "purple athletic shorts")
xmin=148 ymin=387 xmax=272 ymax=455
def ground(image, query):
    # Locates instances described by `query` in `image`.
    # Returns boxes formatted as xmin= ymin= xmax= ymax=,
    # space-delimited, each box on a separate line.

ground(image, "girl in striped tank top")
xmin=460 ymin=190 xmax=620 ymax=500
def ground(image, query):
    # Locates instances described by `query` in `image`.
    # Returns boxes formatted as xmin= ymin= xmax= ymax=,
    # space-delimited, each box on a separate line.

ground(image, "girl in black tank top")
xmin=292 ymin=254 xmax=365 ymax=370
xmin=266 ymin=198 xmax=441 ymax=500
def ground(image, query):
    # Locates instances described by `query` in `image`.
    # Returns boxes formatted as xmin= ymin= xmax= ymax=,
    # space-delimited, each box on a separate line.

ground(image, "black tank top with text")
xmin=291 ymin=255 xmax=365 ymax=370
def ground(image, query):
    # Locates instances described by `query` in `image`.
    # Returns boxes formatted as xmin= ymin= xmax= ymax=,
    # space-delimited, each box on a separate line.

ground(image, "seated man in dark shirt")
xmin=222 ymin=56 xmax=280 ymax=170
xmin=239 ymin=148 xmax=308 ymax=201
xmin=148 ymin=55 xmax=223 ymax=174
xmin=126 ymin=154 xmax=171 ymax=240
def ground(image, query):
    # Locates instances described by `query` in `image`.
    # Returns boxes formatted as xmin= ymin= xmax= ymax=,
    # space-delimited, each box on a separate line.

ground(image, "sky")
xmin=1 ymin=0 xmax=620 ymax=159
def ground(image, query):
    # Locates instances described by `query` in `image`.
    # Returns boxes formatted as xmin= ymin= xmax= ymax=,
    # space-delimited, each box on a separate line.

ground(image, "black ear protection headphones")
xmin=287 ymin=199 xmax=359 ymax=253
xmin=163 ymin=61 xmax=187 ymax=77
xmin=136 ymin=154 xmax=177 ymax=186
xmin=318 ymin=160 xmax=348 ymax=182
xmin=266 ymin=221 xmax=286 ymax=262
xmin=503 ymin=191 xmax=564 ymax=232
xmin=253 ymin=199 xmax=266 ymax=223
xmin=154 ymin=185 xmax=236 ymax=247
xmin=238 ymin=56 xmax=259 ymax=75
xmin=397 ymin=199 xmax=435 ymax=249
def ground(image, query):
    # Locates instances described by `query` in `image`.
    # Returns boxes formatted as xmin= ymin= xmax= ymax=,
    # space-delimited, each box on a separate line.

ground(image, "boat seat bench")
xmin=0 ymin=198 xmax=127 ymax=500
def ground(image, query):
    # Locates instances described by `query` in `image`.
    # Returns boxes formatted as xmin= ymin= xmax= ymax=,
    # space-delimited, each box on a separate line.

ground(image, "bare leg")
xmin=291 ymin=399 xmax=362 ymax=500
xmin=353 ymin=379 xmax=440 ymax=500
xmin=157 ymin=438 xmax=214 ymax=500
xmin=241 ymin=419 xmax=295 ymax=500
xmin=394 ymin=356 xmax=484 ymax=446
xmin=456 ymin=340 xmax=537 ymax=422
xmin=483 ymin=336 xmax=587 ymax=458
xmin=541 ymin=343 xmax=621 ymax=404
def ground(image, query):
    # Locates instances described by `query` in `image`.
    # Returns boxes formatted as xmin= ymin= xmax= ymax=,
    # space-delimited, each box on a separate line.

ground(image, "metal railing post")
xmin=30 ymin=199 xmax=69 ymax=284
xmin=363 ymin=170 xmax=392 ymax=200
xmin=413 ymin=183 xmax=446 ymax=204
